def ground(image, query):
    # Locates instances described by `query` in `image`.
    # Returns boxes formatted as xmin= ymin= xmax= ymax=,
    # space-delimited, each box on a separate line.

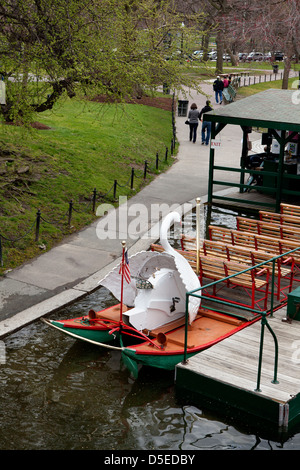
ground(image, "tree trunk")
xmin=202 ymin=31 xmax=210 ymax=61
xmin=282 ymin=56 xmax=291 ymax=89
xmin=215 ymin=29 xmax=224 ymax=74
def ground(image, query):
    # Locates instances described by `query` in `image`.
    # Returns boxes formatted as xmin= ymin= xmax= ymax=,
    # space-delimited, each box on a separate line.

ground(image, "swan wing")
xmin=172 ymin=254 xmax=201 ymax=323
xmin=98 ymin=250 xmax=176 ymax=306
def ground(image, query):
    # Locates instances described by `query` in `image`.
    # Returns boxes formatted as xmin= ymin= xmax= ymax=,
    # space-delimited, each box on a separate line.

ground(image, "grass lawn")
xmin=0 ymin=96 xmax=174 ymax=273
xmin=236 ymin=75 xmax=299 ymax=98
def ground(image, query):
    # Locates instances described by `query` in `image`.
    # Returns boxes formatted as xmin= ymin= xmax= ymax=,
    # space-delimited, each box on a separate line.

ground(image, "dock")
xmin=175 ymin=306 xmax=300 ymax=434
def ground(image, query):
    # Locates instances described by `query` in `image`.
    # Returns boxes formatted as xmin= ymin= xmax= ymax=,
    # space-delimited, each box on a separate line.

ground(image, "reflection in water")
xmin=1 ymin=207 xmax=300 ymax=450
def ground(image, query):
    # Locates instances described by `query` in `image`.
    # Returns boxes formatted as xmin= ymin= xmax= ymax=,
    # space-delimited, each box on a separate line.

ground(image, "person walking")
xmin=213 ymin=76 xmax=224 ymax=104
xmin=199 ymin=100 xmax=213 ymax=145
xmin=223 ymin=75 xmax=229 ymax=88
xmin=187 ymin=103 xmax=200 ymax=143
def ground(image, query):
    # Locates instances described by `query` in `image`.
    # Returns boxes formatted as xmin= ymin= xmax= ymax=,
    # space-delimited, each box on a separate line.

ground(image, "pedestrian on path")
xmin=199 ymin=100 xmax=213 ymax=145
xmin=187 ymin=103 xmax=200 ymax=143
xmin=213 ymin=76 xmax=224 ymax=104
xmin=223 ymin=75 xmax=229 ymax=88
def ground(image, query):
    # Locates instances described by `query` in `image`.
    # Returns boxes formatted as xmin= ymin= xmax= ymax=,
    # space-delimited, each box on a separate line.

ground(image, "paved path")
xmin=0 ymin=71 xmax=292 ymax=338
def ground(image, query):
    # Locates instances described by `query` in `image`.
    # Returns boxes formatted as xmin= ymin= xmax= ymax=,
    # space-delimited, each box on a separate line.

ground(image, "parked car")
xmin=274 ymin=51 xmax=284 ymax=61
xmin=247 ymin=52 xmax=264 ymax=61
xmin=264 ymin=52 xmax=272 ymax=61
xmin=238 ymin=52 xmax=248 ymax=61
xmin=223 ymin=53 xmax=231 ymax=61
xmin=208 ymin=51 xmax=217 ymax=60
xmin=192 ymin=50 xmax=203 ymax=60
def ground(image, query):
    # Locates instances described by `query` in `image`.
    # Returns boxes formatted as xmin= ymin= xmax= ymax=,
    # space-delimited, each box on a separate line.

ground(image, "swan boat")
xmin=43 ymin=211 xmax=256 ymax=377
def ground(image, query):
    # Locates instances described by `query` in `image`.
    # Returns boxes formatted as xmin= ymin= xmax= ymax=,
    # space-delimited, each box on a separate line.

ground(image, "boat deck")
xmin=175 ymin=306 xmax=300 ymax=433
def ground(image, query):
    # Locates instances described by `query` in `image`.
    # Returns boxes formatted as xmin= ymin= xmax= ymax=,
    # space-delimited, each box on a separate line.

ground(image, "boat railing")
xmin=184 ymin=246 xmax=300 ymax=392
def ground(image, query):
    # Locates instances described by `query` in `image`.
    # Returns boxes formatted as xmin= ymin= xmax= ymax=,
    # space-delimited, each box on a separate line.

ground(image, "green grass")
xmin=236 ymin=75 xmax=299 ymax=98
xmin=0 ymin=96 xmax=174 ymax=272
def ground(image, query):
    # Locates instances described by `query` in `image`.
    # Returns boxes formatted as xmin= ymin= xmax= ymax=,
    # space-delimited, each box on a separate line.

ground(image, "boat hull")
xmin=122 ymin=348 xmax=197 ymax=371
xmin=48 ymin=319 xmax=118 ymax=345
xmin=120 ymin=310 xmax=257 ymax=375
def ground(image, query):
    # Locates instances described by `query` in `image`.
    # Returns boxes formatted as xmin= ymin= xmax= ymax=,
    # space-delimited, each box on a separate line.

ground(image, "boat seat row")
xmin=236 ymin=216 xmax=300 ymax=242
xmin=198 ymin=254 xmax=270 ymax=311
xmin=259 ymin=211 xmax=300 ymax=228
xmin=204 ymin=226 xmax=300 ymax=266
xmin=202 ymin=239 xmax=294 ymax=300
xmin=281 ymin=203 xmax=300 ymax=217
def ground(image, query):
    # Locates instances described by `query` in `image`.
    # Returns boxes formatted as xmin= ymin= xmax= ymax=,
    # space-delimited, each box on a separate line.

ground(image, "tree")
xmin=0 ymin=0 xmax=205 ymax=123
xmin=220 ymin=0 xmax=300 ymax=88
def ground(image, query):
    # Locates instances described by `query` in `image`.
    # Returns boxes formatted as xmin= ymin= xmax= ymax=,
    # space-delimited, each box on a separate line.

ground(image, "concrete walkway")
xmin=0 ymin=77 xmax=273 ymax=338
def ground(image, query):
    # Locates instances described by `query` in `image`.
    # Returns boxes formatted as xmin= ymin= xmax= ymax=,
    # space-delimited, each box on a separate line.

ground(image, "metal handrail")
xmin=208 ymin=163 xmax=300 ymax=210
xmin=183 ymin=246 xmax=300 ymax=391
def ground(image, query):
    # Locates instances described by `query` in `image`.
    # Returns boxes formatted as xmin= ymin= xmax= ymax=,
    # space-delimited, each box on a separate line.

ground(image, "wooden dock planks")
xmin=175 ymin=307 xmax=300 ymax=428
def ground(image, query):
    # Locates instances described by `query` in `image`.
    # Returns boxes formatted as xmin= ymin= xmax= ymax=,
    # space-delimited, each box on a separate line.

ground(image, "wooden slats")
xmin=208 ymin=226 xmax=300 ymax=264
xmin=176 ymin=308 xmax=300 ymax=405
xmin=281 ymin=202 xmax=300 ymax=217
xmin=199 ymin=255 xmax=269 ymax=310
xmin=236 ymin=216 xmax=300 ymax=241
xmin=259 ymin=210 xmax=300 ymax=228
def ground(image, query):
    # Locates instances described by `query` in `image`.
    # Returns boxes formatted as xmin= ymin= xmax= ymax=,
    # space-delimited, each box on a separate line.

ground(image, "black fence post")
xmin=0 ymin=236 xmax=2 ymax=267
xmin=92 ymin=188 xmax=97 ymax=213
xmin=68 ymin=200 xmax=73 ymax=227
xmin=156 ymin=152 xmax=159 ymax=170
xmin=165 ymin=147 xmax=168 ymax=161
xmin=144 ymin=161 xmax=148 ymax=179
xmin=131 ymin=168 xmax=134 ymax=189
xmin=35 ymin=209 xmax=41 ymax=242
xmin=113 ymin=180 xmax=117 ymax=199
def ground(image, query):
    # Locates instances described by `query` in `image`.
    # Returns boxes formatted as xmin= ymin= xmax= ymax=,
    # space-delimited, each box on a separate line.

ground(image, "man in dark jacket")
xmin=213 ymin=76 xmax=224 ymax=104
xmin=199 ymin=100 xmax=213 ymax=145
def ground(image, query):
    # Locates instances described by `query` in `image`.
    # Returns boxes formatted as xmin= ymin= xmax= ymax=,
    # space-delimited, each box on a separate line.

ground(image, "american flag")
xmin=119 ymin=248 xmax=131 ymax=284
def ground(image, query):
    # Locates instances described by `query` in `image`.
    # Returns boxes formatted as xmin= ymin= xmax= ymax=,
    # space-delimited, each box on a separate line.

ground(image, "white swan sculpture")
xmin=159 ymin=211 xmax=201 ymax=322
xmin=99 ymin=211 xmax=201 ymax=331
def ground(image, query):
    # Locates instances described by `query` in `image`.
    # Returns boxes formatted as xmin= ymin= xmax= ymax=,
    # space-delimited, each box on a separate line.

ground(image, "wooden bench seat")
xmin=204 ymin=239 xmax=294 ymax=300
xmin=250 ymin=251 xmax=294 ymax=300
xmin=281 ymin=203 xmax=300 ymax=217
xmin=259 ymin=210 xmax=300 ymax=228
xmin=182 ymin=228 xmax=299 ymax=290
xmin=199 ymin=255 xmax=269 ymax=311
xmin=236 ymin=216 xmax=300 ymax=241
xmin=208 ymin=225 xmax=300 ymax=262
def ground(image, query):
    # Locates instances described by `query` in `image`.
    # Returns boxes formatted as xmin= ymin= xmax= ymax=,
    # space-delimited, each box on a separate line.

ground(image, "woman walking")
xmin=187 ymin=103 xmax=200 ymax=143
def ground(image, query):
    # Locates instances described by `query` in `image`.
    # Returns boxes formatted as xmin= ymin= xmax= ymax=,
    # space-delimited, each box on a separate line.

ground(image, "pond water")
xmin=1 ymin=207 xmax=300 ymax=451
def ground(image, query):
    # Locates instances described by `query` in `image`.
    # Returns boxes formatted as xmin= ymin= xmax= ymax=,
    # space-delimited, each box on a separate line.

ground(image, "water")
xmin=1 ymin=207 xmax=300 ymax=450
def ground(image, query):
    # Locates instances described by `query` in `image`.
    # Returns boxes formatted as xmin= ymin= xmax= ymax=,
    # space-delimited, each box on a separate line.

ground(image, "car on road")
xmin=247 ymin=52 xmax=264 ymax=61
xmin=192 ymin=50 xmax=203 ymax=60
xmin=238 ymin=52 xmax=248 ymax=61
xmin=264 ymin=52 xmax=272 ymax=61
xmin=274 ymin=51 xmax=284 ymax=61
xmin=208 ymin=51 xmax=217 ymax=60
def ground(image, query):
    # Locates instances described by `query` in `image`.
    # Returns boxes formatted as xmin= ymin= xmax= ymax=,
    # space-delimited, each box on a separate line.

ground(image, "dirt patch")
xmin=5 ymin=121 xmax=51 ymax=130
xmin=91 ymin=95 xmax=173 ymax=112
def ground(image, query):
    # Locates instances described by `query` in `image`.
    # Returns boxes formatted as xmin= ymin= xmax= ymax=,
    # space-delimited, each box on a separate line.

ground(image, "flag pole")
xmin=120 ymin=240 xmax=126 ymax=323
xmin=196 ymin=198 xmax=201 ymax=276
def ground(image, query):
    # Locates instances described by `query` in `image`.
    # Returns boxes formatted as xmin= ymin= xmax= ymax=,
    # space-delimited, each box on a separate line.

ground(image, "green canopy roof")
xmin=204 ymin=89 xmax=300 ymax=132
